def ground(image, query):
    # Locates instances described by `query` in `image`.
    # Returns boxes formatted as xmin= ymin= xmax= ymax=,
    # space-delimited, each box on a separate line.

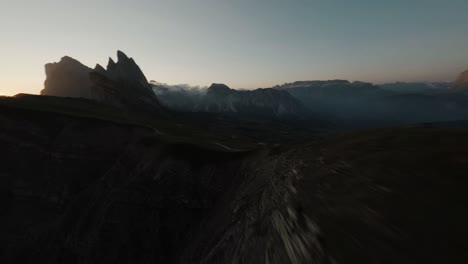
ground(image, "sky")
xmin=1 ymin=0 xmax=468 ymax=95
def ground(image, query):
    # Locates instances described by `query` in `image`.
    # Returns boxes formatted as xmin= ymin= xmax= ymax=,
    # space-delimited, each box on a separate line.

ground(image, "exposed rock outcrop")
xmin=41 ymin=56 xmax=95 ymax=98
xmin=41 ymin=51 xmax=163 ymax=114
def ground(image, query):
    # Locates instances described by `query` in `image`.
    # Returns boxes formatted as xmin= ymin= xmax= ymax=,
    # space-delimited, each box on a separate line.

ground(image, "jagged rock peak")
xmin=107 ymin=57 xmax=116 ymax=69
xmin=94 ymin=64 xmax=106 ymax=74
xmin=41 ymin=51 xmax=163 ymax=113
xmin=117 ymin=50 xmax=130 ymax=62
xmin=104 ymin=51 xmax=150 ymax=87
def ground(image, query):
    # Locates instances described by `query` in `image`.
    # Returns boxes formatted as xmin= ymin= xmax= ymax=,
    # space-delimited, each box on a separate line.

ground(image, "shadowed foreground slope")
xmin=0 ymin=96 xmax=468 ymax=263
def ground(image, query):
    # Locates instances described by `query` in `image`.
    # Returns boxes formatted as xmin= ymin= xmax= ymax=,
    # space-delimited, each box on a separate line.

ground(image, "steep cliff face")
xmin=41 ymin=51 xmax=163 ymax=114
xmin=41 ymin=56 xmax=95 ymax=99
xmin=105 ymin=51 xmax=151 ymax=90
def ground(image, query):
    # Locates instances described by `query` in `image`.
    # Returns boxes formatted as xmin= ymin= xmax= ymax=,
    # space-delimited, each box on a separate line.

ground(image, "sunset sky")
xmin=1 ymin=0 xmax=468 ymax=95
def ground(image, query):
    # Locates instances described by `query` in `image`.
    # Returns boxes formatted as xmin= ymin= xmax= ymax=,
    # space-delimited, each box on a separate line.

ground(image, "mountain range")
xmin=379 ymin=82 xmax=450 ymax=93
xmin=41 ymin=52 xmax=468 ymax=126
xmin=154 ymin=75 xmax=468 ymax=126
xmin=153 ymin=82 xmax=304 ymax=117
xmin=2 ymin=51 xmax=468 ymax=263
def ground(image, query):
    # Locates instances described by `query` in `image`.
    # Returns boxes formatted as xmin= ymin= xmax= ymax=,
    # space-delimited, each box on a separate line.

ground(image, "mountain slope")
xmin=1 ymin=98 xmax=468 ymax=263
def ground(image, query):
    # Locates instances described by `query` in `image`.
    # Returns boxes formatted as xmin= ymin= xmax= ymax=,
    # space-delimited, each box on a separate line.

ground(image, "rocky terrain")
xmin=153 ymin=83 xmax=304 ymax=118
xmin=2 ymin=52 xmax=468 ymax=263
xmin=42 ymin=51 xmax=163 ymax=115
xmin=155 ymin=78 xmax=468 ymax=125
xmin=44 ymin=54 xmax=468 ymax=126
xmin=1 ymin=95 xmax=468 ymax=263
xmin=195 ymin=83 xmax=304 ymax=117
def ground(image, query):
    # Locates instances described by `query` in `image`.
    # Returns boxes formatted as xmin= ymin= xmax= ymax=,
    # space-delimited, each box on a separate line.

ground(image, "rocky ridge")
xmin=42 ymin=51 xmax=163 ymax=114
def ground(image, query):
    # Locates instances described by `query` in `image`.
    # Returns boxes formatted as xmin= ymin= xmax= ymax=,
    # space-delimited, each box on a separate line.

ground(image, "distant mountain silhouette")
xmin=152 ymin=83 xmax=304 ymax=117
xmin=273 ymin=79 xmax=468 ymax=124
xmin=42 ymin=51 xmax=163 ymax=114
xmin=379 ymin=82 xmax=449 ymax=93
xmin=153 ymin=77 xmax=468 ymax=124
xmin=196 ymin=83 xmax=303 ymax=116
xmin=41 ymin=55 xmax=468 ymax=124
xmin=274 ymin=80 xmax=390 ymax=120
